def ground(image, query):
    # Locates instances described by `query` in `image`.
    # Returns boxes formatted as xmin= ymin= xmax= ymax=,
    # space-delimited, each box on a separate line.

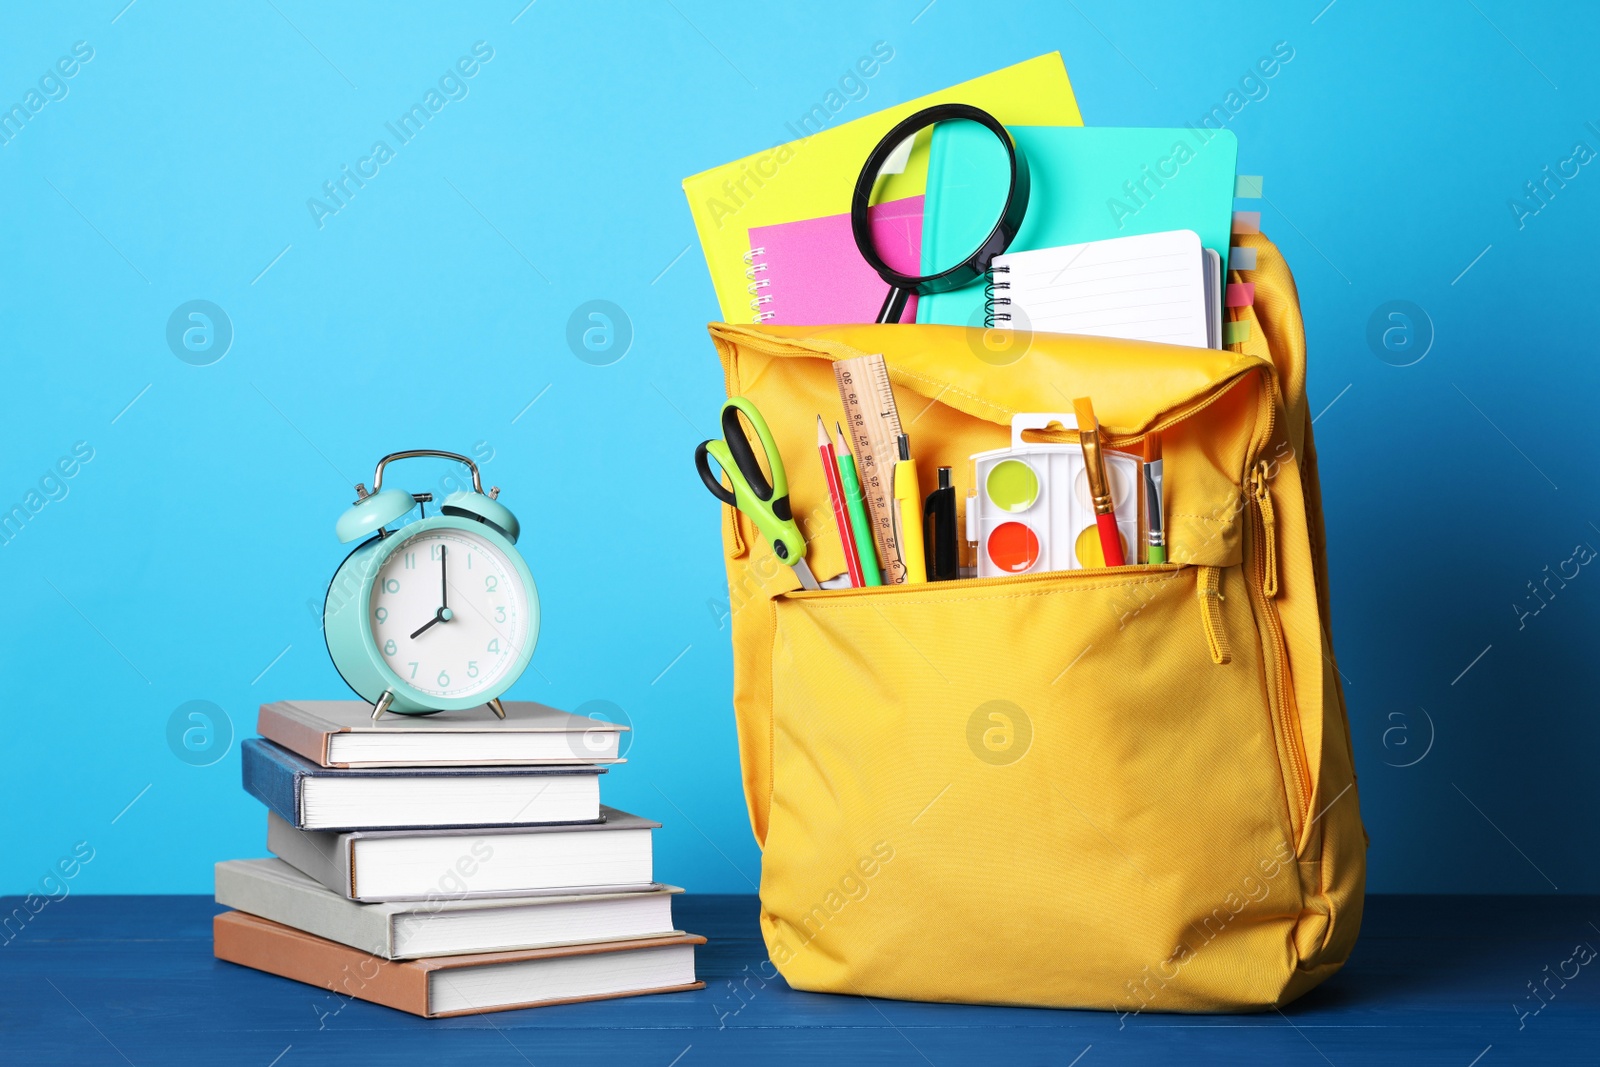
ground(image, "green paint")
xmin=987 ymin=459 xmax=1039 ymax=513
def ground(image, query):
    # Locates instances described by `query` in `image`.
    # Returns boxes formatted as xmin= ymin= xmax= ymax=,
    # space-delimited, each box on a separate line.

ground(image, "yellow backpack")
xmin=704 ymin=233 xmax=1364 ymax=1013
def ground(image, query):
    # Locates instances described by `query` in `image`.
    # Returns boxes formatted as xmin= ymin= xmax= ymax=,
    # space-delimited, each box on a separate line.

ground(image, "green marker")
xmin=833 ymin=422 xmax=883 ymax=586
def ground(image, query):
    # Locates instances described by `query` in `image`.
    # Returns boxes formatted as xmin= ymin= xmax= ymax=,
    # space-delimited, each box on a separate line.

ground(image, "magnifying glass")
xmin=851 ymin=103 xmax=1030 ymax=325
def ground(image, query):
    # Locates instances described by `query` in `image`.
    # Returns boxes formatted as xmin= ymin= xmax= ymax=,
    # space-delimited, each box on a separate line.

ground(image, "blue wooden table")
xmin=3 ymin=894 xmax=1594 ymax=1064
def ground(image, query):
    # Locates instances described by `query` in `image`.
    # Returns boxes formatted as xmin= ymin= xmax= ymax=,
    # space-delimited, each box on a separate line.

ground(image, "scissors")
xmin=694 ymin=397 xmax=819 ymax=590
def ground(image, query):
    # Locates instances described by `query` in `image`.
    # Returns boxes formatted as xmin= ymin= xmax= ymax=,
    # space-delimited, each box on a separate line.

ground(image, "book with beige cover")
xmin=258 ymin=699 xmax=627 ymax=768
xmin=213 ymin=911 xmax=705 ymax=1017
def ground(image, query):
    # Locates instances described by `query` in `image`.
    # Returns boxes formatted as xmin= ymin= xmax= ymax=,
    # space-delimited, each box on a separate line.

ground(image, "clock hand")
xmin=408 ymin=606 xmax=454 ymax=640
xmin=410 ymin=546 xmax=454 ymax=639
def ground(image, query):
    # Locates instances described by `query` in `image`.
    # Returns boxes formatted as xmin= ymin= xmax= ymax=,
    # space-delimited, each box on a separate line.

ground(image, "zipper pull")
xmin=725 ymin=506 xmax=747 ymax=559
xmin=1253 ymin=461 xmax=1279 ymax=599
xmin=1197 ymin=565 xmax=1232 ymax=665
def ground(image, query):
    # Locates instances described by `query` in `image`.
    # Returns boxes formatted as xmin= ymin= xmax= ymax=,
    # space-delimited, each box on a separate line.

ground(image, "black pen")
xmin=923 ymin=467 xmax=959 ymax=581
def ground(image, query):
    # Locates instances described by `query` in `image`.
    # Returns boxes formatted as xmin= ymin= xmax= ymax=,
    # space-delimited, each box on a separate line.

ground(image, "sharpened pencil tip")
xmin=834 ymin=421 xmax=851 ymax=455
xmin=816 ymin=414 xmax=829 ymax=446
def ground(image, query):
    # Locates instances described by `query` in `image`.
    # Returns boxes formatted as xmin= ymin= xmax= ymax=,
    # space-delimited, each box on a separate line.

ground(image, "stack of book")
xmin=212 ymin=699 xmax=705 ymax=1018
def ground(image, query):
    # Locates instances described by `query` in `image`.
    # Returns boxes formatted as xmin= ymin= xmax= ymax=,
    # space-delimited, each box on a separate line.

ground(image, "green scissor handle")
xmin=694 ymin=397 xmax=811 ymax=576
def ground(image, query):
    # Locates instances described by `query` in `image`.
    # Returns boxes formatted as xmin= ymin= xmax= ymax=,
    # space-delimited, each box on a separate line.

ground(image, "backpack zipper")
xmin=1249 ymin=459 xmax=1310 ymax=831
xmin=1195 ymin=565 xmax=1231 ymax=665
xmin=780 ymin=561 xmax=1179 ymax=600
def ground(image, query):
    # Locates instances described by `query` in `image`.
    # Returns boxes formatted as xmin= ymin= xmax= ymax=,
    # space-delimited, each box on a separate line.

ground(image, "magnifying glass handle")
xmin=877 ymin=286 xmax=912 ymax=325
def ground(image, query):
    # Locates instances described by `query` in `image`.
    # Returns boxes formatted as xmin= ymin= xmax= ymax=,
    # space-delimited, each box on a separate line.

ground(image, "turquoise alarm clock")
xmin=323 ymin=450 xmax=539 ymax=720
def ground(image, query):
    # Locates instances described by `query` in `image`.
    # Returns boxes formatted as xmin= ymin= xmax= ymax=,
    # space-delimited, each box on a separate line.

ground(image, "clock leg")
xmin=371 ymin=691 xmax=395 ymax=721
xmin=487 ymin=697 xmax=507 ymax=720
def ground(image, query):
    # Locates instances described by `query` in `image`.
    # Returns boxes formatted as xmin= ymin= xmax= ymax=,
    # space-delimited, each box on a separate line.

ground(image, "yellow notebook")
xmin=682 ymin=54 xmax=1084 ymax=324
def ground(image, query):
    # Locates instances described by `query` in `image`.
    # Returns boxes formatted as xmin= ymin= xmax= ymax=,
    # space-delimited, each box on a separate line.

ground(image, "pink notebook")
xmin=745 ymin=196 xmax=924 ymax=325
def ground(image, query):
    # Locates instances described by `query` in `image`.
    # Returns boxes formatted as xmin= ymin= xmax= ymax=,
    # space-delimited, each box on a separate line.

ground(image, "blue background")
xmin=2 ymin=0 xmax=1595 ymax=896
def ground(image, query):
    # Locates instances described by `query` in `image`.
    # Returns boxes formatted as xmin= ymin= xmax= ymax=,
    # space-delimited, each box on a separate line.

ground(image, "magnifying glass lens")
xmin=853 ymin=104 xmax=1029 ymax=324
xmin=865 ymin=119 xmax=1010 ymax=278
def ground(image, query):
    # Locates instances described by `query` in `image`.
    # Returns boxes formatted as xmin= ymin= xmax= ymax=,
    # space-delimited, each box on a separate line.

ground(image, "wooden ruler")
xmin=833 ymin=353 xmax=906 ymax=583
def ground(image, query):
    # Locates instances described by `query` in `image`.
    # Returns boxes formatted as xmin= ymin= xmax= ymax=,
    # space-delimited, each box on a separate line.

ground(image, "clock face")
xmin=367 ymin=526 xmax=530 ymax=701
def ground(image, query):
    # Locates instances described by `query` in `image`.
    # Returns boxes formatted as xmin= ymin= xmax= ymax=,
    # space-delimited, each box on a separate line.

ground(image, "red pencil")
xmin=817 ymin=415 xmax=865 ymax=586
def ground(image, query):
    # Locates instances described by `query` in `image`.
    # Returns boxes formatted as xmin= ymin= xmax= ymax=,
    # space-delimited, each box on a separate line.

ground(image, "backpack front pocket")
xmin=760 ymin=564 xmax=1305 ymax=1013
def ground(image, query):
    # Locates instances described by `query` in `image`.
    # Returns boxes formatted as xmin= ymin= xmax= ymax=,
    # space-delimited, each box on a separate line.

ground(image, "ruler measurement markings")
xmin=834 ymin=354 xmax=907 ymax=583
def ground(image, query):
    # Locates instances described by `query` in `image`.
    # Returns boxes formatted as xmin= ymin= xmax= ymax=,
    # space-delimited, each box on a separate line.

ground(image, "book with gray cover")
xmin=267 ymin=807 xmax=658 ymax=902
xmin=215 ymin=858 xmax=682 ymax=959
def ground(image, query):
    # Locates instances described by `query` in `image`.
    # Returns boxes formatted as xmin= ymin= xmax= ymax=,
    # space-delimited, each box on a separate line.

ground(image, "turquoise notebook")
xmin=916 ymin=126 xmax=1238 ymax=326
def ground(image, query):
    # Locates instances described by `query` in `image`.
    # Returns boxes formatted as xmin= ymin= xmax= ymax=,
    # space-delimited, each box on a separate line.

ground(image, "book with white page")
xmin=214 ymin=910 xmax=704 ymax=1017
xmin=987 ymin=229 xmax=1215 ymax=349
xmin=257 ymin=699 xmax=627 ymax=768
xmin=216 ymin=858 xmax=682 ymax=958
xmin=267 ymin=807 xmax=657 ymax=902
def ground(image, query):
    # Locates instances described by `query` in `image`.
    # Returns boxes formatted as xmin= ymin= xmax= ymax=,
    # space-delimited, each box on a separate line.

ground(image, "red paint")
xmin=988 ymin=521 xmax=1040 ymax=573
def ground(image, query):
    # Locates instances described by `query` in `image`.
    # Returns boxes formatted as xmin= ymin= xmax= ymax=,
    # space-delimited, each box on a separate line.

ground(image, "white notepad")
xmin=989 ymin=229 xmax=1213 ymax=349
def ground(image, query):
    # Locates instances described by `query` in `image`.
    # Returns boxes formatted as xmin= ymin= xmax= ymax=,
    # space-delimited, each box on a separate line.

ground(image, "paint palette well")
xmin=967 ymin=417 xmax=1142 ymax=578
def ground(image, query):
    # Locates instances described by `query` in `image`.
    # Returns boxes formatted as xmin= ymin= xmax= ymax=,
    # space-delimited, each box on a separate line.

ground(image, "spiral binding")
xmin=983 ymin=265 xmax=1012 ymax=327
xmin=744 ymin=246 xmax=776 ymax=321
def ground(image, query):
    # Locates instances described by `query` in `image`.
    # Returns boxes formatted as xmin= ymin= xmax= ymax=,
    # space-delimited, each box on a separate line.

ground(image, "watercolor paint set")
xmin=964 ymin=413 xmax=1144 ymax=578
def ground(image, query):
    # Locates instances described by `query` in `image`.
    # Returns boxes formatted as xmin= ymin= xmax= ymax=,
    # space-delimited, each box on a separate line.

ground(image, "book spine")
xmin=256 ymin=703 xmax=336 ymax=768
xmin=983 ymin=265 xmax=1011 ymax=328
xmin=241 ymin=740 xmax=304 ymax=827
xmin=743 ymin=246 xmax=776 ymax=323
xmin=267 ymin=812 xmax=356 ymax=899
xmin=213 ymin=912 xmax=429 ymax=1016
xmin=216 ymin=860 xmax=394 ymax=957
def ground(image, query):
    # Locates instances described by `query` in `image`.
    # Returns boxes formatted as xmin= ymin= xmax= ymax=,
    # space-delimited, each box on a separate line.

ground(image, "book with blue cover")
xmin=240 ymin=738 xmax=604 ymax=832
xmin=916 ymin=125 xmax=1238 ymax=327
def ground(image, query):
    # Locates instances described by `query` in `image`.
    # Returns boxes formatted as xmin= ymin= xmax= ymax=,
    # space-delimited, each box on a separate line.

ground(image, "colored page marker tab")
xmin=1225 ymin=282 xmax=1256 ymax=308
xmin=1234 ymin=175 xmax=1264 ymax=198
xmin=1232 ymin=211 xmax=1261 ymax=235
xmin=1230 ymin=246 xmax=1258 ymax=271
xmin=1223 ymin=321 xmax=1250 ymax=345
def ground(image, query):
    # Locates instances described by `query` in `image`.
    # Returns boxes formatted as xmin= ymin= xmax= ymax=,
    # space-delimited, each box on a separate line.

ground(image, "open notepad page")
xmin=991 ymin=230 xmax=1209 ymax=349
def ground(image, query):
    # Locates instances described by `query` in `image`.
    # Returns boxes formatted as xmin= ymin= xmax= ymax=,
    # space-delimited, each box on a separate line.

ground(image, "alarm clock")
xmin=323 ymin=450 xmax=539 ymax=720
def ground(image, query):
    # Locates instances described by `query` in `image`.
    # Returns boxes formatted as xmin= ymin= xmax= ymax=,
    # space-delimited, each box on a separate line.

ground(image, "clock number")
xmin=494 ymin=605 xmax=506 ymax=623
xmin=485 ymin=575 xmax=498 ymax=592
xmin=467 ymin=553 xmax=473 ymax=570
xmin=467 ymin=660 xmax=479 ymax=679
xmin=384 ymin=578 xmax=400 ymax=594
xmin=374 ymin=607 xmax=388 ymax=624
xmin=437 ymin=669 xmax=451 ymax=688
xmin=384 ymin=639 xmax=397 ymax=655
xmin=430 ymin=544 xmax=442 ymax=561
xmin=487 ymin=638 xmax=500 ymax=654
xmin=408 ymin=661 xmax=419 ymax=679
xmin=403 ymin=552 xmax=416 ymax=570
